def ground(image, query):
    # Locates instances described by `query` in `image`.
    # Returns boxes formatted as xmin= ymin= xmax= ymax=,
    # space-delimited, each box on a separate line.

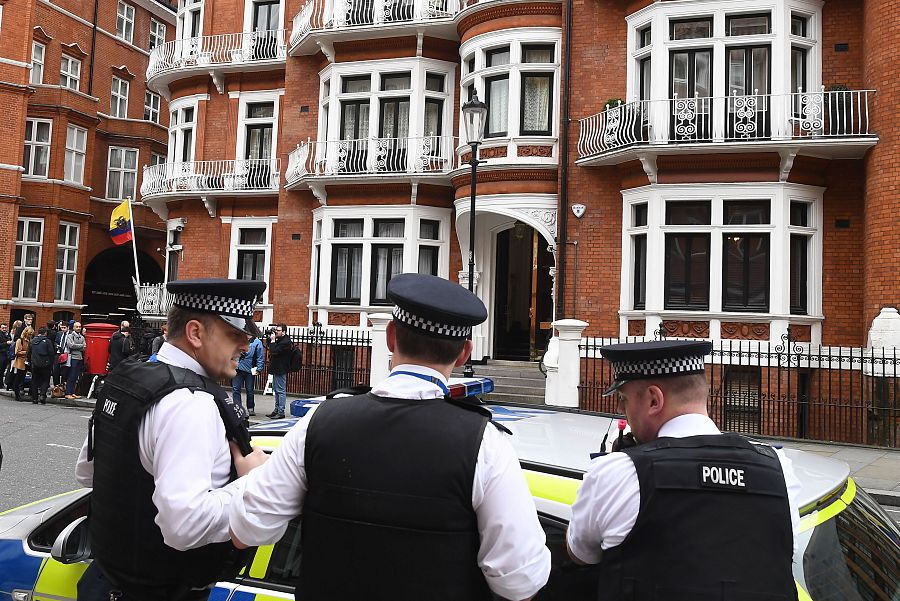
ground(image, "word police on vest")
xmin=700 ymin=465 xmax=746 ymax=489
xmin=102 ymin=399 xmax=118 ymax=418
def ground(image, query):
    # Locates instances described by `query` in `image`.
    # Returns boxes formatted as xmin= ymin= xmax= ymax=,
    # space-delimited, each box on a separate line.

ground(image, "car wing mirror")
xmin=50 ymin=515 xmax=91 ymax=564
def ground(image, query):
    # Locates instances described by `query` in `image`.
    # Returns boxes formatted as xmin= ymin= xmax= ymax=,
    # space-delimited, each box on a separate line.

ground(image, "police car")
xmin=2 ymin=379 xmax=899 ymax=600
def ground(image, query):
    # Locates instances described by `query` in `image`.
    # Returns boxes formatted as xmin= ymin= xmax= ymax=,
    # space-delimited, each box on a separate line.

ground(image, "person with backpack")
xmin=232 ymin=335 xmax=264 ymax=417
xmin=107 ymin=321 xmax=136 ymax=371
xmin=28 ymin=326 xmax=55 ymax=404
xmin=266 ymin=324 xmax=292 ymax=419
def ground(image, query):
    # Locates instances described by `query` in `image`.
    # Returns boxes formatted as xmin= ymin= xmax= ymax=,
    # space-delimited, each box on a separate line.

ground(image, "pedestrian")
xmin=565 ymin=340 xmax=801 ymax=600
xmin=28 ymin=326 xmax=55 ymax=404
xmin=53 ymin=321 xmax=69 ymax=387
xmin=14 ymin=313 xmax=34 ymax=340
xmin=0 ymin=323 xmax=11 ymax=388
xmin=11 ymin=326 xmax=32 ymax=402
xmin=5 ymin=320 xmax=22 ymax=390
xmin=229 ymin=273 xmax=551 ymax=601
xmin=107 ymin=320 xmax=135 ymax=372
xmin=265 ymin=324 xmax=291 ymax=419
xmin=151 ymin=324 xmax=167 ymax=356
xmin=74 ymin=278 xmax=269 ymax=601
xmin=232 ymin=334 xmax=264 ymax=417
xmin=64 ymin=322 xmax=86 ymax=399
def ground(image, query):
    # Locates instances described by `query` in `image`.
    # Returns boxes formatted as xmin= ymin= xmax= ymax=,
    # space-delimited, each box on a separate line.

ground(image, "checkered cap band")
xmin=393 ymin=306 xmax=471 ymax=339
xmin=613 ymin=355 xmax=706 ymax=381
xmin=173 ymin=292 xmax=256 ymax=318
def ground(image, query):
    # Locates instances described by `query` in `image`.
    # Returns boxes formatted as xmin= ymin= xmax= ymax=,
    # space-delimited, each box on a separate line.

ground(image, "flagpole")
xmin=126 ymin=196 xmax=141 ymax=288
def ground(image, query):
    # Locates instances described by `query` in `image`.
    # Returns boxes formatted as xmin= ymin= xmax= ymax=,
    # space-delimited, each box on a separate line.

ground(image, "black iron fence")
xmin=580 ymin=333 xmax=900 ymax=447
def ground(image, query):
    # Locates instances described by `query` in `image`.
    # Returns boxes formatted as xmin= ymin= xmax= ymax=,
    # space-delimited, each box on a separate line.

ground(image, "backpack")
xmin=31 ymin=337 xmax=54 ymax=368
xmin=288 ymin=345 xmax=302 ymax=373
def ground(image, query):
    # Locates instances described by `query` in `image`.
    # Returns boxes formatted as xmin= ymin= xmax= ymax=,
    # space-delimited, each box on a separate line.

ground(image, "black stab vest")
xmin=298 ymin=393 xmax=493 ymax=601
xmin=88 ymin=360 xmax=252 ymax=592
xmin=597 ymin=434 xmax=797 ymax=601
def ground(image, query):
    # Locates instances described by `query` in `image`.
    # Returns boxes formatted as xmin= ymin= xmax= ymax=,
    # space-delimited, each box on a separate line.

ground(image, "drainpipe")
xmin=556 ymin=0 xmax=573 ymax=319
xmin=87 ymin=0 xmax=99 ymax=95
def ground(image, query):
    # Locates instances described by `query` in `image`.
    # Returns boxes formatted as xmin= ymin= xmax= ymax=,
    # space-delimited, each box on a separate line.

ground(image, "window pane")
xmin=723 ymin=200 xmax=770 ymax=224
xmin=424 ymin=99 xmax=443 ymax=137
xmin=36 ymin=122 xmax=51 ymax=142
xmin=374 ymin=219 xmax=404 ymax=237
xmin=790 ymin=202 xmax=809 ymax=227
xmin=334 ymin=219 xmax=363 ymax=237
xmin=666 ymin=201 xmax=711 ymax=225
xmin=420 ymin=219 xmax=439 ymax=240
xmin=372 ymin=244 xmax=402 ymax=302
xmin=723 ymin=234 xmax=769 ymax=312
xmin=791 ymin=48 xmax=806 ymax=94
xmin=523 ymin=44 xmax=554 ymax=63
xmin=486 ymin=47 xmax=510 ymax=67
xmin=247 ymin=102 xmax=275 ymax=119
xmin=521 ymin=74 xmax=552 ymax=134
xmin=790 ymin=234 xmax=808 ymax=315
xmin=633 ymin=203 xmax=648 ymax=227
xmin=239 ymin=228 xmax=267 ymax=245
xmin=23 ymin=271 xmax=38 ymax=299
xmin=237 ymin=249 xmax=265 ymax=280
xmin=791 ymin=15 xmax=807 ymax=37
xmin=633 ymin=234 xmax=647 ymax=310
xmin=25 ymin=246 xmax=40 ymax=268
xmin=418 ymin=246 xmax=438 ymax=275
xmin=27 ymin=221 xmax=42 ymax=242
xmin=109 ymin=147 xmax=122 ymax=167
xmin=727 ymin=15 xmax=770 ymax=36
xmin=332 ymin=245 xmax=362 ymax=302
xmin=381 ymin=73 xmax=411 ymax=91
xmin=16 ymin=220 xmax=24 ymax=242
xmin=34 ymin=147 xmax=49 ymax=177
xmin=342 ymin=75 xmax=371 ymax=93
xmin=425 ymin=73 xmax=444 ymax=92
xmin=56 ymin=248 xmax=66 ymax=270
xmin=671 ymin=19 xmax=712 ymax=40
xmin=486 ymin=76 xmax=509 ymax=136
xmin=124 ymin=150 xmax=138 ymax=170
xmin=639 ymin=26 xmax=652 ymax=48
xmin=123 ymin=172 xmax=136 ymax=197
xmin=664 ymin=233 xmax=710 ymax=310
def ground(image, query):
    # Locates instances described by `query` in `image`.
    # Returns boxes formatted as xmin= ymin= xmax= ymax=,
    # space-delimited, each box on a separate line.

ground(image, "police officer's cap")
xmin=599 ymin=340 xmax=713 ymax=396
xmin=166 ymin=278 xmax=266 ymax=338
xmin=387 ymin=273 xmax=487 ymax=340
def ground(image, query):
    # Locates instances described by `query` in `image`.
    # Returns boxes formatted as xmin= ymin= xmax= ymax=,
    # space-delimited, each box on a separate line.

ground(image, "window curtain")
xmin=487 ymin=77 xmax=509 ymax=134
xmin=522 ymin=75 xmax=551 ymax=132
xmin=374 ymin=246 xmax=403 ymax=300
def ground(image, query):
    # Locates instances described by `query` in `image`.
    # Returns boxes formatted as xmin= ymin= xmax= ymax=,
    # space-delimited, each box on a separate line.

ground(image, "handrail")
xmin=148 ymin=30 xmax=287 ymax=79
xmin=141 ymin=158 xmax=281 ymax=196
xmin=287 ymin=136 xmax=457 ymax=181
xmin=577 ymin=88 xmax=876 ymax=159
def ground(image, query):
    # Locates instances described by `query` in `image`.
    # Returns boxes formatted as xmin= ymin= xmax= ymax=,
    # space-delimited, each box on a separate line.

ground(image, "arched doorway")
xmin=82 ymin=247 xmax=164 ymax=321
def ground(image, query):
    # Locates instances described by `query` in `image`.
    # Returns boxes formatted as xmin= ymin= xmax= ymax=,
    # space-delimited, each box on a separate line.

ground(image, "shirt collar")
xmin=370 ymin=364 xmax=449 ymax=400
xmin=658 ymin=413 xmax=721 ymax=438
xmin=156 ymin=342 xmax=209 ymax=377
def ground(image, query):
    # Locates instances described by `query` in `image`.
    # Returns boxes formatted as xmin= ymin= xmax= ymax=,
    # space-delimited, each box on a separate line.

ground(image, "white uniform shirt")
xmin=229 ymin=364 xmax=552 ymax=600
xmin=75 ymin=343 xmax=245 ymax=551
xmin=567 ymin=413 xmax=802 ymax=564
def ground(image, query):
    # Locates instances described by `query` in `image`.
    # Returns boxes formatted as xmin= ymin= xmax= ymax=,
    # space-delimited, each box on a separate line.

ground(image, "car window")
xmin=533 ymin=513 xmax=600 ymax=600
xmin=28 ymin=495 xmax=89 ymax=551
xmin=264 ymin=516 xmax=302 ymax=584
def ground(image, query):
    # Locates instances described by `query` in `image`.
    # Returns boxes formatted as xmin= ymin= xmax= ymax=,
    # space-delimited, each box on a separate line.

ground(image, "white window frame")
xmin=168 ymin=96 xmax=199 ymax=164
xmin=107 ymin=146 xmax=139 ymax=200
xmin=55 ymin=221 xmax=80 ymax=303
xmin=144 ymin=90 xmax=161 ymax=123
xmin=319 ymin=59 xmax=456 ymax=143
xmin=310 ymin=205 xmax=451 ymax=309
xmin=117 ymin=1 xmax=135 ymax=43
xmin=150 ymin=152 xmax=166 ymax=166
xmin=31 ymin=41 xmax=45 ymax=85
xmin=60 ymin=55 xmax=81 ymax=91
xmin=64 ymin=124 xmax=87 ymax=184
xmin=23 ymin=118 xmax=52 ymax=178
xmin=176 ymin=0 xmax=204 ymax=53
xmin=111 ymin=76 xmax=130 ymax=118
xmin=14 ymin=217 xmax=44 ymax=301
xmin=233 ymin=90 xmax=282 ymax=161
xmin=150 ymin=18 xmax=166 ymax=51
xmin=226 ymin=217 xmax=275 ymax=306
xmin=619 ymin=183 xmax=823 ymax=338
xmin=459 ymin=29 xmax=561 ymax=141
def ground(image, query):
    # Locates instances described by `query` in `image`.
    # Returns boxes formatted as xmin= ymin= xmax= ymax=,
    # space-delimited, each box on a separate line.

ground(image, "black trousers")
xmin=30 ymin=366 xmax=51 ymax=401
xmin=77 ymin=562 xmax=213 ymax=601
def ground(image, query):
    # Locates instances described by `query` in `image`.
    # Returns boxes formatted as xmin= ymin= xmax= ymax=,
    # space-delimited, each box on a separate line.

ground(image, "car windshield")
xmin=795 ymin=484 xmax=900 ymax=600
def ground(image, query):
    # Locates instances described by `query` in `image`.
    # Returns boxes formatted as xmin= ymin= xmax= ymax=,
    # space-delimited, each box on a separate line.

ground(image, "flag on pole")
xmin=109 ymin=199 xmax=133 ymax=245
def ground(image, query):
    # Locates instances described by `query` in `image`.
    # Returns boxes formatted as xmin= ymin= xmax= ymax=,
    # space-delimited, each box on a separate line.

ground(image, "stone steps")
xmin=455 ymin=359 xmax=546 ymax=404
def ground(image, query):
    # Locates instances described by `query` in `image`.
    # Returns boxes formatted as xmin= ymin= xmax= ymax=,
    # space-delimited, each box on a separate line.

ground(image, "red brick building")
xmin=4 ymin=0 xmax=894 ymax=364
xmin=0 ymin=0 xmax=174 ymax=326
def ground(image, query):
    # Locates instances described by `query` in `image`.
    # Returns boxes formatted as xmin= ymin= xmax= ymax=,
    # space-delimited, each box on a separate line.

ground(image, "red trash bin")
xmin=83 ymin=323 xmax=120 ymax=376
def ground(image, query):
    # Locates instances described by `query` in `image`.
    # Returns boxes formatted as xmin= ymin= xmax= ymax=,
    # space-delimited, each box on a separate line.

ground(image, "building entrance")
xmin=492 ymin=223 xmax=553 ymax=361
xmin=82 ymin=247 xmax=164 ymax=322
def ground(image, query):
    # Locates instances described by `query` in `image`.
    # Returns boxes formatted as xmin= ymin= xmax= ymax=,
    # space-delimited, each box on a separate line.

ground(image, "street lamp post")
xmin=461 ymin=93 xmax=487 ymax=378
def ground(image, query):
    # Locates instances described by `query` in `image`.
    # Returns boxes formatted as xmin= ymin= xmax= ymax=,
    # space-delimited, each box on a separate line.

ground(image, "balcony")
xmin=135 ymin=283 xmax=173 ymax=317
xmin=141 ymin=159 xmax=281 ymax=200
xmin=147 ymin=30 xmax=287 ymax=96
xmin=290 ymin=0 xmax=459 ymax=55
xmin=286 ymin=136 xmax=456 ymax=187
xmin=577 ymin=89 xmax=878 ymax=167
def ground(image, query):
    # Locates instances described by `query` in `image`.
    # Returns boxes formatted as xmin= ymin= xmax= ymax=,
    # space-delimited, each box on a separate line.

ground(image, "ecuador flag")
xmin=109 ymin=199 xmax=133 ymax=245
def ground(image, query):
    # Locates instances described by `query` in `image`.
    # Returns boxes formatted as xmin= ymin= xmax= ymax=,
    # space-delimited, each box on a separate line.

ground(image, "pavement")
xmin=6 ymin=387 xmax=900 ymax=507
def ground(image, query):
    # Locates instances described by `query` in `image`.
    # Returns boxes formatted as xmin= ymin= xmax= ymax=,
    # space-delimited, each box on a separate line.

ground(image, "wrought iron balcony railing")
xmin=141 ymin=159 xmax=281 ymax=197
xmin=135 ymin=283 xmax=173 ymax=317
xmin=148 ymin=30 xmax=287 ymax=80
xmin=286 ymin=136 xmax=456 ymax=182
xmin=577 ymin=88 xmax=876 ymax=160
xmin=291 ymin=0 xmax=458 ymax=46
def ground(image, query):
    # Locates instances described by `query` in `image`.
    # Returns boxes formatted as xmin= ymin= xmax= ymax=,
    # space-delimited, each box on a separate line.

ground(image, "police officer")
xmin=229 ymin=273 xmax=551 ymax=601
xmin=75 ymin=279 xmax=269 ymax=601
xmin=566 ymin=340 xmax=801 ymax=600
